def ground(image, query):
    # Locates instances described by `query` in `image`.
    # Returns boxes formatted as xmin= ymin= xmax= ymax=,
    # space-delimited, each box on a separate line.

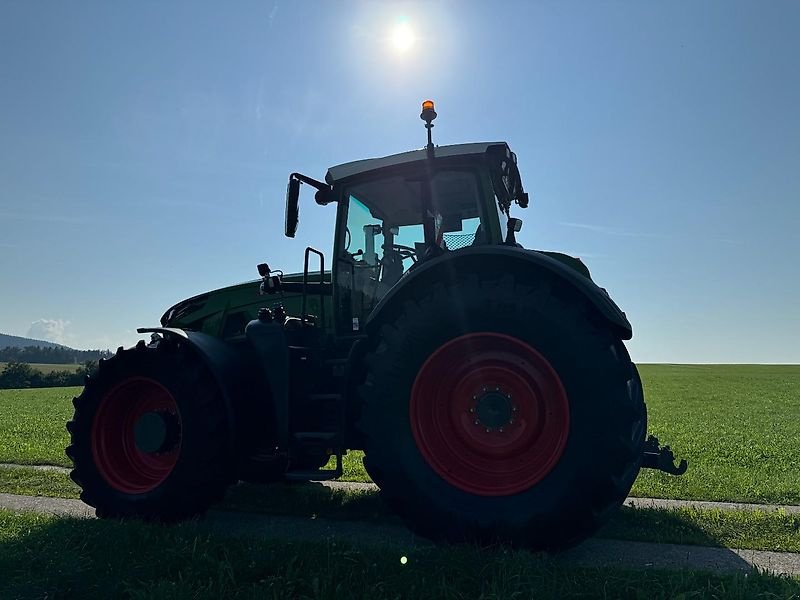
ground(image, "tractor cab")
xmin=331 ymin=143 xmax=526 ymax=334
xmin=286 ymin=102 xmax=530 ymax=335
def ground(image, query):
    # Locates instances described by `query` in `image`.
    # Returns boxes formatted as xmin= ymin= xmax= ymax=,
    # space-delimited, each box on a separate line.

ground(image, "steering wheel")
xmin=392 ymin=243 xmax=418 ymax=263
xmin=344 ymin=227 xmax=352 ymax=251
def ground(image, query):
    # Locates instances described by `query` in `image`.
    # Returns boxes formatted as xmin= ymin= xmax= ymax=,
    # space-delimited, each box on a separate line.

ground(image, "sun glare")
xmin=391 ymin=22 xmax=416 ymax=53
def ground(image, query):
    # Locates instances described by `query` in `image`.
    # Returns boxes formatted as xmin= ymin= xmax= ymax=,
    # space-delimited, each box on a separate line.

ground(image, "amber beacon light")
xmin=420 ymin=100 xmax=437 ymax=152
xmin=420 ymin=100 xmax=437 ymax=122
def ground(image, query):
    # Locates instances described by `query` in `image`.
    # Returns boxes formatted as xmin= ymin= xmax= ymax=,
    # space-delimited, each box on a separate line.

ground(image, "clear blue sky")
xmin=1 ymin=1 xmax=798 ymax=363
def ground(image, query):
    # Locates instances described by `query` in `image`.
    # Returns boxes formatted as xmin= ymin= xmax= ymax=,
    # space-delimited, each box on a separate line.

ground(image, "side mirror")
xmin=285 ymin=172 xmax=334 ymax=237
xmin=285 ymin=177 xmax=300 ymax=238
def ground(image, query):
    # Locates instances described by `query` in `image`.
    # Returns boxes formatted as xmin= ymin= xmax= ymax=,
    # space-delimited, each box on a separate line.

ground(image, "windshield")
xmin=336 ymin=169 xmax=486 ymax=331
xmin=344 ymin=169 xmax=484 ymax=267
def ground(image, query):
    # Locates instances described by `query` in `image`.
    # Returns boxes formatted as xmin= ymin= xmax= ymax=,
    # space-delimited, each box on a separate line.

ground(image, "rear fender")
xmin=365 ymin=246 xmax=633 ymax=340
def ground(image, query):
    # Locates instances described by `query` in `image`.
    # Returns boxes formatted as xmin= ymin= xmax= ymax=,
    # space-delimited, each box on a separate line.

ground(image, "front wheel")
xmin=357 ymin=273 xmax=646 ymax=550
xmin=67 ymin=339 xmax=232 ymax=521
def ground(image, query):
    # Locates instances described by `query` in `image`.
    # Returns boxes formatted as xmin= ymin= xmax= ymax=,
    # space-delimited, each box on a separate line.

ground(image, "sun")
xmin=391 ymin=22 xmax=416 ymax=53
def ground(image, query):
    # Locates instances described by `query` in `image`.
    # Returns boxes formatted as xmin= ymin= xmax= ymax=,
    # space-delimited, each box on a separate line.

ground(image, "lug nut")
xmin=499 ymin=427 xmax=504 ymax=433
xmin=474 ymin=419 xmax=480 ymax=425
xmin=485 ymin=428 xmax=491 ymax=433
xmin=512 ymin=406 xmax=518 ymax=412
xmin=469 ymin=407 xmax=475 ymax=413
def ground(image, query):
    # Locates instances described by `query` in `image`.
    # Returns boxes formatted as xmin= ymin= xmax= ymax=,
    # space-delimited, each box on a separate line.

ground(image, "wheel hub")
xmin=473 ymin=389 xmax=514 ymax=430
xmin=134 ymin=411 xmax=180 ymax=454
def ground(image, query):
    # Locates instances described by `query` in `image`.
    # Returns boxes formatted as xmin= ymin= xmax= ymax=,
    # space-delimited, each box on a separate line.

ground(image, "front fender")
xmin=365 ymin=246 xmax=633 ymax=340
xmin=137 ymin=327 xmax=255 ymax=456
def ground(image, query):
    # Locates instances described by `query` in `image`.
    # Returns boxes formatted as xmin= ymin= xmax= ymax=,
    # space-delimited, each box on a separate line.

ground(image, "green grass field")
xmin=1 ymin=509 xmax=797 ymax=599
xmin=0 ymin=362 xmax=81 ymax=375
xmin=1 ymin=365 xmax=798 ymax=504
xmin=632 ymin=364 xmax=800 ymax=504
xmin=0 ymin=387 xmax=77 ymax=467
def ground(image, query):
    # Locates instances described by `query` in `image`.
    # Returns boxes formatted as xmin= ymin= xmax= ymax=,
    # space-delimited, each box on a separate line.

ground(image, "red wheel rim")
xmin=91 ymin=377 xmax=181 ymax=494
xmin=410 ymin=333 xmax=570 ymax=496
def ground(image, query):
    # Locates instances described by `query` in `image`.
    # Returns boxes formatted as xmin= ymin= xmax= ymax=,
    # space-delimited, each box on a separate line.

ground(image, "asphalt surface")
xmin=3 ymin=463 xmax=799 ymax=515
xmin=1 ymin=491 xmax=799 ymax=577
xmin=321 ymin=480 xmax=800 ymax=515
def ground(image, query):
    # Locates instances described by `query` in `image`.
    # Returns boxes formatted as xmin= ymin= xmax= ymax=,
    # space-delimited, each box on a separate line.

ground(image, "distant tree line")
xmin=0 ymin=361 xmax=97 ymax=389
xmin=0 ymin=345 xmax=111 ymax=365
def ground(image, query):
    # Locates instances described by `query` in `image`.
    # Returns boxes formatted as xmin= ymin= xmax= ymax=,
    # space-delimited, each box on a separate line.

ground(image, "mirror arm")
xmin=290 ymin=173 xmax=329 ymax=191
xmin=289 ymin=173 xmax=335 ymax=206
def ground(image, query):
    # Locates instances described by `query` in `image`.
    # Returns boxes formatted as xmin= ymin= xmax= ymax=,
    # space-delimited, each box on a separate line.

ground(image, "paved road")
xmin=4 ymin=464 xmax=799 ymax=515
xmin=322 ymin=480 xmax=800 ymax=515
xmin=1 ymin=491 xmax=799 ymax=577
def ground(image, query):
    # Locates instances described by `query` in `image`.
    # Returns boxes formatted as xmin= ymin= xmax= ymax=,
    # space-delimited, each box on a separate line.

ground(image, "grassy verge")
xmin=2 ymin=364 xmax=799 ymax=503
xmin=1 ymin=510 xmax=797 ymax=600
xmin=0 ymin=466 xmax=79 ymax=499
xmin=4 ymin=465 xmax=800 ymax=555
xmin=603 ymin=506 xmax=800 ymax=554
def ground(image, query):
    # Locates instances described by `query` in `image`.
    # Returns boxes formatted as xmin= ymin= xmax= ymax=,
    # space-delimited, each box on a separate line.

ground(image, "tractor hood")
xmin=159 ymin=271 xmax=331 ymax=338
xmin=160 ymin=281 xmax=259 ymax=328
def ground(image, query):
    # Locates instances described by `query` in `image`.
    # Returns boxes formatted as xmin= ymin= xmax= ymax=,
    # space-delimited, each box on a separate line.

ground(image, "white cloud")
xmin=27 ymin=319 xmax=71 ymax=346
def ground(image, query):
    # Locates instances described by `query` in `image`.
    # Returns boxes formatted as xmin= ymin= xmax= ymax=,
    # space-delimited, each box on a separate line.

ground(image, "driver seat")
xmin=380 ymin=249 xmax=405 ymax=289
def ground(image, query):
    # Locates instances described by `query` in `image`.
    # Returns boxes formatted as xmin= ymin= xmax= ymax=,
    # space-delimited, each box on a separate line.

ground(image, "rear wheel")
xmin=67 ymin=339 xmax=232 ymax=521
xmin=357 ymin=273 xmax=645 ymax=550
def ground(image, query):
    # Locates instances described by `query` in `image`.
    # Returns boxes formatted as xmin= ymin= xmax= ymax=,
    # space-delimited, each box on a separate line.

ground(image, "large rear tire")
xmin=67 ymin=339 xmax=233 ymax=521
xmin=357 ymin=272 xmax=646 ymax=550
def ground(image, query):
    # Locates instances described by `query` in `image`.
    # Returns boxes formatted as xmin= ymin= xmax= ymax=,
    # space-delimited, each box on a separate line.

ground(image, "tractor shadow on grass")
xmin=2 ymin=514 xmax=798 ymax=600
xmin=214 ymin=481 xmax=766 ymax=575
xmin=216 ymin=480 xmax=395 ymax=523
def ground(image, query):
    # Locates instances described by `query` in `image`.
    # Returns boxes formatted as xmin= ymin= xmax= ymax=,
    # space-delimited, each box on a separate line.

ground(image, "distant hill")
xmin=0 ymin=333 xmax=110 ymax=365
xmin=0 ymin=333 xmax=69 ymax=350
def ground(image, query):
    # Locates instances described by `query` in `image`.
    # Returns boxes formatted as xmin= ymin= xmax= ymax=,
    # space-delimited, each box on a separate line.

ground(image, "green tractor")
xmin=67 ymin=101 xmax=685 ymax=549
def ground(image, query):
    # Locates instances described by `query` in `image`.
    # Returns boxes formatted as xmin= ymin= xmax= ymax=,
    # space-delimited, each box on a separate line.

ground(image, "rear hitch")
xmin=641 ymin=435 xmax=688 ymax=476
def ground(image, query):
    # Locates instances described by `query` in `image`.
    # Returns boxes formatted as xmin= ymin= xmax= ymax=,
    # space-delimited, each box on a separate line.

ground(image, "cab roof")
xmin=325 ymin=141 xmax=508 ymax=185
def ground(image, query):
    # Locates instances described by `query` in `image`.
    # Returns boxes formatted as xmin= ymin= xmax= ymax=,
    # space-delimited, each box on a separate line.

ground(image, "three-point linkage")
xmin=641 ymin=435 xmax=688 ymax=475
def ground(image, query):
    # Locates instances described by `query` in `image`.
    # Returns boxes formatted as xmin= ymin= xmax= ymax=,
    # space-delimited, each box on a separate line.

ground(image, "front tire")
xmin=357 ymin=272 xmax=646 ymax=550
xmin=67 ymin=339 xmax=232 ymax=521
